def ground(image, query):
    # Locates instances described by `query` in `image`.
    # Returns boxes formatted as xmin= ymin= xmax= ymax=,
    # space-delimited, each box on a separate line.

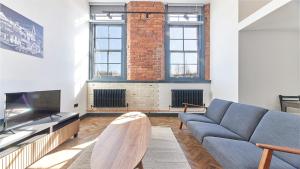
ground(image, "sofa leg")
xmin=179 ymin=122 xmax=183 ymax=129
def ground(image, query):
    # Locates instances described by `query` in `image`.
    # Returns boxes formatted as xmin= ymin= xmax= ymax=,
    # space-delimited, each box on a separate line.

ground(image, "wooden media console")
xmin=0 ymin=112 xmax=79 ymax=169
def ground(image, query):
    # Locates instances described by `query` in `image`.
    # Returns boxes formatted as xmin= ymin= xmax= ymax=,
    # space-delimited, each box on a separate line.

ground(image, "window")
xmin=90 ymin=5 xmax=126 ymax=80
xmin=166 ymin=6 xmax=204 ymax=80
xmin=169 ymin=26 xmax=199 ymax=78
xmin=94 ymin=25 xmax=122 ymax=77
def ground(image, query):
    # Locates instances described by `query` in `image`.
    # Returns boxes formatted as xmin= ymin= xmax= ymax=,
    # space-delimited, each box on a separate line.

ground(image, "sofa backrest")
xmin=250 ymin=111 xmax=300 ymax=168
xmin=205 ymin=99 xmax=233 ymax=124
xmin=220 ymin=103 xmax=268 ymax=140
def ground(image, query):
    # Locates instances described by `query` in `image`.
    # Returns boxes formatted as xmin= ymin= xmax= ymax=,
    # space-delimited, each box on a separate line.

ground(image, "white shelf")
xmin=238 ymin=0 xmax=294 ymax=31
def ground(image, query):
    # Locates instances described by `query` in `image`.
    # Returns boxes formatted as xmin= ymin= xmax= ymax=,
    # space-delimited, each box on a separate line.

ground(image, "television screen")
xmin=5 ymin=90 xmax=61 ymax=130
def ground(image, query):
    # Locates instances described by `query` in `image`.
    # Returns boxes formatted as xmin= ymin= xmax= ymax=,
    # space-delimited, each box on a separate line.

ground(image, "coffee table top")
xmin=90 ymin=112 xmax=151 ymax=169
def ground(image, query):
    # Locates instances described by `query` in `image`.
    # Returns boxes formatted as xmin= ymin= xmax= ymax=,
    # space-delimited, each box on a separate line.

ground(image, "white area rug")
xmin=68 ymin=126 xmax=191 ymax=169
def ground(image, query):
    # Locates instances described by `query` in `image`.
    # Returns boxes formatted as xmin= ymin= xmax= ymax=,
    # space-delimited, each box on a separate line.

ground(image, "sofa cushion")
xmin=187 ymin=121 xmax=242 ymax=143
xmin=250 ymin=111 xmax=300 ymax=168
xmin=203 ymin=137 xmax=296 ymax=169
xmin=220 ymin=103 xmax=267 ymax=140
xmin=205 ymin=99 xmax=233 ymax=124
xmin=178 ymin=113 xmax=215 ymax=125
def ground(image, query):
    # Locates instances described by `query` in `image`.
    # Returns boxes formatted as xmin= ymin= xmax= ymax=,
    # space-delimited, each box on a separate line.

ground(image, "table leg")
xmin=179 ymin=122 xmax=183 ymax=129
xmin=136 ymin=161 xmax=144 ymax=169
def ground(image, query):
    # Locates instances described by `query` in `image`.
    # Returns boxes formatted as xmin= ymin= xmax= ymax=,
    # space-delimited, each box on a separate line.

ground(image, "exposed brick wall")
xmin=127 ymin=1 xmax=165 ymax=81
xmin=204 ymin=4 xmax=210 ymax=80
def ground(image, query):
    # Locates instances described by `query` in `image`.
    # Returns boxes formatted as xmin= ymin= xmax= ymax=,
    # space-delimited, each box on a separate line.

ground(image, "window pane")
xmin=95 ymin=52 xmax=107 ymax=63
xmin=108 ymin=64 xmax=121 ymax=76
xmin=170 ymin=40 xmax=183 ymax=51
xmin=178 ymin=15 xmax=188 ymax=22
xmin=109 ymin=52 xmax=121 ymax=63
xmin=168 ymin=15 xmax=179 ymax=22
xmin=109 ymin=39 xmax=122 ymax=50
xmin=184 ymin=40 xmax=197 ymax=51
xmin=185 ymin=53 xmax=198 ymax=64
xmin=185 ymin=15 xmax=198 ymax=22
xmin=184 ymin=27 xmax=197 ymax=39
xmin=94 ymin=64 xmax=107 ymax=77
xmin=168 ymin=14 xmax=198 ymax=22
xmin=95 ymin=14 xmax=123 ymax=21
xmin=170 ymin=27 xmax=183 ymax=39
xmin=170 ymin=65 xmax=184 ymax=77
xmin=109 ymin=26 xmax=122 ymax=38
xmin=185 ymin=65 xmax=198 ymax=76
xmin=95 ymin=26 xmax=108 ymax=38
xmin=95 ymin=39 xmax=108 ymax=50
xmin=109 ymin=14 xmax=123 ymax=20
xmin=176 ymin=14 xmax=198 ymax=22
xmin=170 ymin=52 xmax=184 ymax=64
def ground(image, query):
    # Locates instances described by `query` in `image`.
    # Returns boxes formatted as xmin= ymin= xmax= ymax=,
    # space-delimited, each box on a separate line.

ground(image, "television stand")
xmin=6 ymin=129 xmax=15 ymax=134
xmin=49 ymin=113 xmax=63 ymax=121
xmin=51 ymin=114 xmax=63 ymax=117
xmin=0 ymin=112 xmax=79 ymax=169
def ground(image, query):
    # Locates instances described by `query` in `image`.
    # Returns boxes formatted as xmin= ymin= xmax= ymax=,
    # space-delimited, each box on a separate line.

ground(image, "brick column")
xmin=127 ymin=1 xmax=165 ymax=81
xmin=204 ymin=4 xmax=210 ymax=80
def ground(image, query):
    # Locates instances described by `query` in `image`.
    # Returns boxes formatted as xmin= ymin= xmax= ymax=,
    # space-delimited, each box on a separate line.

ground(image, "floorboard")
xmin=28 ymin=116 xmax=222 ymax=169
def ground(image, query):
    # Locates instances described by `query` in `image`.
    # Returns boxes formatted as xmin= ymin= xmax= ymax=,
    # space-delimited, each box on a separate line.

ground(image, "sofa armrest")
xmin=256 ymin=143 xmax=300 ymax=169
xmin=257 ymin=144 xmax=300 ymax=155
xmin=182 ymin=103 xmax=207 ymax=113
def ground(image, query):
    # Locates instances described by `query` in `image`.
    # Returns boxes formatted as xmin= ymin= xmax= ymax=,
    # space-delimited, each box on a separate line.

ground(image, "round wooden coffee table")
xmin=90 ymin=112 xmax=151 ymax=169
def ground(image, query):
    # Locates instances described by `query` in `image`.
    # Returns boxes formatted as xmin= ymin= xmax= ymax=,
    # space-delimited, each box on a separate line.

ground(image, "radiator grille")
xmin=171 ymin=89 xmax=203 ymax=107
xmin=93 ymin=89 xmax=126 ymax=107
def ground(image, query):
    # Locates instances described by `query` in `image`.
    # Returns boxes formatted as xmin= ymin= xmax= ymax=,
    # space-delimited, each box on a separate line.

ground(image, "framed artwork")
xmin=0 ymin=3 xmax=43 ymax=58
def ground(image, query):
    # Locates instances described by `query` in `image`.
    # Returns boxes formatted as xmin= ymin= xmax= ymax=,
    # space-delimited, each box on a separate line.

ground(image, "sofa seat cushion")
xmin=178 ymin=113 xmax=215 ymax=125
xmin=187 ymin=121 xmax=242 ymax=143
xmin=203 ymin=137 xmax=296 ymax=169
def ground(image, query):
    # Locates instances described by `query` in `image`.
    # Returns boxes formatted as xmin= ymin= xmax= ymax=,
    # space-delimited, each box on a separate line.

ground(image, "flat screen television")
xmin=4 ymin=90 xmax=61 ymax=131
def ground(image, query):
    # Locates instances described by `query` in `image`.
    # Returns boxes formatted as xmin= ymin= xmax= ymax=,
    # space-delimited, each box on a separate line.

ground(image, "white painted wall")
xmin=210 ymin=0 xmax=239 ymax=102
xmin=238 ymin=0 xmax=300 ymax=112
xmin=298 ymin=0 xmax=300 ymax=96
xmin=239 ymin=30 xmax=300 ymax=111
xmin=0 ymin=0 xmax=89 ymax=117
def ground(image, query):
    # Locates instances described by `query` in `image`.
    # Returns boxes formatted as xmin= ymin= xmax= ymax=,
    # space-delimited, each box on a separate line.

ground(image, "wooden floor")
xmin=28 ymin=116 xmax=222 ymax=169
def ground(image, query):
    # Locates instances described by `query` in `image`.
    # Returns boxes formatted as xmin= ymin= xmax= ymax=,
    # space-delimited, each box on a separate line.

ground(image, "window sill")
xmin=86 ymin=79 xmax=211 ymax=83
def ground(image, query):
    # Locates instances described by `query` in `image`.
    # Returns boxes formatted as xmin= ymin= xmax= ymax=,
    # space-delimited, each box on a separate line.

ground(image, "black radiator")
xmin=171 ymin=89 xmax=203 ymax=108
xmin=93 ymin=89 xmax=126 ymax=107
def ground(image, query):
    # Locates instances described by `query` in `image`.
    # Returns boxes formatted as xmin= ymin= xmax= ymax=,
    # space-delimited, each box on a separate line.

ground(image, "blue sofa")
xmin=178 ymin=99 xmax=300 ymax=169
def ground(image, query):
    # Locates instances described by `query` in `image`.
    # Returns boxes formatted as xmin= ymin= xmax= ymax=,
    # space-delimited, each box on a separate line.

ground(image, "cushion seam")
xmin=191 ymin=123 xmax=243 ymax=141
xmin=247 ymin=109 xmax=269 ymax=141
xmin=212 ymin=123 xmax=245 ymax=140
xmin=217 ymin=102 xmax=233 ymax=124
xmin=207 ymin=102 xmax=233 ymax=124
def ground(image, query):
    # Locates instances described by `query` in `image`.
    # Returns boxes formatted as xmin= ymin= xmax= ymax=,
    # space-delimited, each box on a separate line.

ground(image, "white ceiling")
xmin=245 ymin=0 xmax=300 ymax=31
xmin=239 ymin=0 xmax=272 ymax=21
xmin=88 ymin=0 xmax=210 ymax=4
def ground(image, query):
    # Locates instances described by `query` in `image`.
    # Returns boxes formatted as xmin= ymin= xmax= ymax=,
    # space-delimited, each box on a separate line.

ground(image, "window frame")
xmin=165 ymin=6 xmax=205 ymax=82
xmin=89 ymin=10 xmax=127 ymax=81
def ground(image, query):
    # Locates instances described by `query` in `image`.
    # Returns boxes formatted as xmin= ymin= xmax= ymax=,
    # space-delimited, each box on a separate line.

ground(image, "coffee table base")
xmin=135 ymin=161 xmax=144 ymax=169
